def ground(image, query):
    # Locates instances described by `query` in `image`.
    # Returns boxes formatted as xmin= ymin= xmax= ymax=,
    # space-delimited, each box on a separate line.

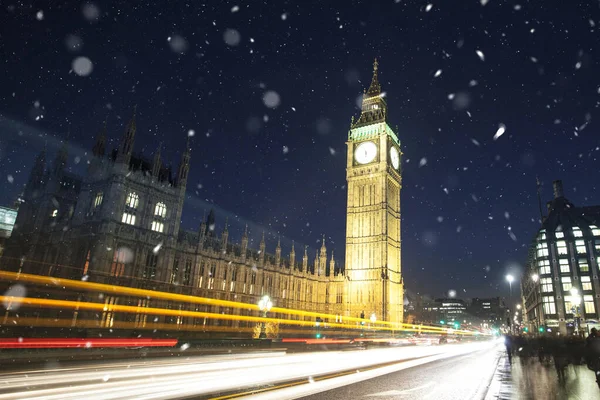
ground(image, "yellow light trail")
xmin=0 ymin=271 xmax=487 ymax=335
xmin=0 ymin=296 xmax=470 ymax=335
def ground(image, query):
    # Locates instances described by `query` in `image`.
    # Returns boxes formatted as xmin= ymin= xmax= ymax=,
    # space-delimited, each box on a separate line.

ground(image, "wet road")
xmin=255 ymin=343 xmax=503 ymax=400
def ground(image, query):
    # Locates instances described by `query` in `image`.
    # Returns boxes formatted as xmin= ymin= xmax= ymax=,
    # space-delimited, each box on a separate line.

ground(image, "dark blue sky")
xmin=1 ymin=0 xmax=599 ymax=299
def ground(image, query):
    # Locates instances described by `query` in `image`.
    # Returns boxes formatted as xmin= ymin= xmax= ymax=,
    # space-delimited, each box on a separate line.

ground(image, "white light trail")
xmin=0 ymin=341 xmax=498 ymax=400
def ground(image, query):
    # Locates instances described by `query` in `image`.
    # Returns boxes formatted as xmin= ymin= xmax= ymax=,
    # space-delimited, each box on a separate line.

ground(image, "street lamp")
xmin=531 ymin=274 xmax=539 ymax=282
xmin=516 ymin=304 xmax=522 ymax=310
xmin=258 ymin=295 xmax=273 ymax=339
xmin=370 ymin=313 xmax=377 ymax=324
xmin=569 ymin=288 xmax=582 ymax=336
xmin=506 ymin=274 xmax=515 ymax=296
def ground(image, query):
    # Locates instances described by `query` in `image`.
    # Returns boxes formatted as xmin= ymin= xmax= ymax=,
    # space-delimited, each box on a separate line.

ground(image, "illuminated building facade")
xmin=2 ymin=61 xmax=404 ymax=328
xmin=521 ymin=180 xmax=600 ymax=335
xmin=344 ymin=59 xmax=404 ymax=323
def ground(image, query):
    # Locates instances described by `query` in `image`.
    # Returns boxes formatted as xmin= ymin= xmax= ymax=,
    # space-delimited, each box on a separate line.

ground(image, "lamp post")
xmin=506 ymin=274 xmax=515 ymax=296
xmin=258 ymin=295 xmax=272 ymax=339
xmin=569 ymin=288 xmax=582 ymax=336
xmin=530 ymin=273 xmax=540 ymax=334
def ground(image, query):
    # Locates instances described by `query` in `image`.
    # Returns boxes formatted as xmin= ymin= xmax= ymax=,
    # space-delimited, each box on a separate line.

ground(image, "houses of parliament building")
xmin=2 ymin=60 xmax=405 ymax=331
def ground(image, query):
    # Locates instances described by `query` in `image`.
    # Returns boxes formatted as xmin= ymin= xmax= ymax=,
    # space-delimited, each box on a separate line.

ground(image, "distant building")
xmin=468 ymin=297 xmax=506 ymax=328
xmin=0 ymin=206 xmax=18 ymax=256
xmin=521 ymin=180 xmax=600 ymax=335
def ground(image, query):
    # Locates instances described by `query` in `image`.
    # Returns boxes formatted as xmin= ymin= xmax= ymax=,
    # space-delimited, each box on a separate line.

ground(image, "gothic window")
xmin=575 ymin=240 xmax=586 ymax=254
xmin=559 ymin=258 xmax=570 ymax=273
xmin=183 ymin=260 xmax=192 ymax=285
xmin=154 ymin=202 xmax=167 ymax=218
xmin=151 ymin=220 xmax=164 ymax=233
xmin=584 ymin=295 xmax=596 ymax=314
xmin=573 ymin=227 xmax=583 ymax=237
xmin=578 ymin=258 xmax=589 ymax=272
xmin=144 ymin=251 xmax=158 ymax=280
xmin=126 ymin=192 xmax=139 ymax=209
xmin=110 ymin=248 xmax=127 ymax=277
xmin=93 ymin=192 xmax=103 ymax=209
xmin=170 ymin=257 xmax=179 ymax=284
xmin=83 ymin=250 xmax=90 ymax=275
xmin=581 ymin=276 xmax=592 ymax=291
xmin=122 ymin=212 xmax=136 ymax=225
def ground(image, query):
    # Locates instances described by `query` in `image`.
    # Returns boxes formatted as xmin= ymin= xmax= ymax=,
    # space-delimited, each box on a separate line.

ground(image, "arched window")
xmin=154 ymin=202 xmax=167 ymax=218
xmin=126 ymin=192 xmax=139 ymax=209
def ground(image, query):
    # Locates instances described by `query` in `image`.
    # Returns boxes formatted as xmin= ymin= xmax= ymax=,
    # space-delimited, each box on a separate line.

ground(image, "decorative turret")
xmin=329 ymin=250 xmax=335 ymax=275
xmin=116 ymin=106 xmax=136 ymax=165
xmin=92 ymin=121 xmax=107 ymax=157
xmin=27 ymin=148 xmax=46 ymax=192
xmin=302 ymin=245 xmax=308 ymax=272
xmin=152 ymin=142 xmax=162 ymax=178
xmin=275 ymin=237 xmax=281 ymax=267
xmin=319 ymin=235 xmax=327 ymax=276
xmin=53 ymin=140 xmax=68 ymax=176
xmin=352 ymin=58 xmax=387 ymax=129
xmin=177 ymin=136 xmax=191 ymax=188
xmin=289 ymin=241 xmax=296 ymax=269
xmin=221 ymin=218 xmax=229 ymax=253
xmin=241 ymin=224 xmax=249 ymax=261
xmin=314 ymin=250 xmax=319 ymax=275
xmin=198 ymin=211 xmax=207 ymax=246
xmin=259 ymin=232 xmax=265 ymax=266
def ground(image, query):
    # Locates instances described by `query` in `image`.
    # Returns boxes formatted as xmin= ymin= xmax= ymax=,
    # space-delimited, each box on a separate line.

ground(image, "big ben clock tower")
xmin=345 ymin=59 xmax=403 ymax=323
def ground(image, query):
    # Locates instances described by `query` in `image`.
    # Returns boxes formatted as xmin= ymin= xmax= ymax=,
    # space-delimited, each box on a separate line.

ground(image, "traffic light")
xmin=523 ymin=327 xmax=529 ymax=333
xmin=453 ymin=322 xmax=460 ymax=329
xmin=316 ymin=333 xmax=321 ymax=339
xmin=538 ymin=327 xmax=544 ymax=333
xmin=440 ymin=320 xmax=445 ymax=325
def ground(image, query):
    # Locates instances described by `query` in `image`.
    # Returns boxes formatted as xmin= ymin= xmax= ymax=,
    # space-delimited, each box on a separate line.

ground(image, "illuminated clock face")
xmin=354 ymin=141 xmax=377 ymax=164
xmin=390 ymin=147 xmax=400 ymax=170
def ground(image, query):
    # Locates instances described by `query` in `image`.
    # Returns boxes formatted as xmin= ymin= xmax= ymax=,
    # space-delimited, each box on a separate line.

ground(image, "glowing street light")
xmin=370 ymin=313 xmax=377 ymax=323
xmin=258 ymin=295 xmax=273 ymax=339
xmin=516 ymin=304 xmax=522 ymax=310
xmin=531 ymin=273 xmax=539 ymax=282
xmin=505 ymin=274 xmax=515 ymax=296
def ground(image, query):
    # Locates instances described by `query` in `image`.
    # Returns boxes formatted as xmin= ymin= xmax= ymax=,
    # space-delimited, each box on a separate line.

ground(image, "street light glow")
xmin=505 ymin=274 xmax=514 ymax=283
xmin=516 ymin=304 xmax=522 ymax=310
xmin=531 ymin=273 xmax=539 ymax=282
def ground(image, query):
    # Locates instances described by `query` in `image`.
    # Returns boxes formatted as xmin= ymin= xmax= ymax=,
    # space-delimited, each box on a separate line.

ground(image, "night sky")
xmin=1 ymin=1 xmax=599 ymax=300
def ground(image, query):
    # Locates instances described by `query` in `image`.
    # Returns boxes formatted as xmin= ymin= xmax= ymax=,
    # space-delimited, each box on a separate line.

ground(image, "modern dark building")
xmin=521 ymin=180 xmax=600 ymax=335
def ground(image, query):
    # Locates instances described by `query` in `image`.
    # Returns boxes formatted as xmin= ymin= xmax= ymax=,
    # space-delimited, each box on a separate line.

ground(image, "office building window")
xmin=591 ymin=225 xmax=600 ymax=236
xmin=126 ymin=192 xmax=139 ymax=209
xmin=559 ymin=258 xmax=570 ymax=273
xmin=581 ymin=276 xmax=592 ymax=291
xmin=556 ymin=241 xmax=567 ymax=255
xmin=578 ymin=258 xmax=589 ymax=272
xmin=122 ymin=212 xmax=136 ymax=225
xmin=575 ymin=240 xmax=586 ymax=254
xmin=537 ymin=242 xmax=549 ymax=258
xmin=154 ymin=202 xmax=167 ymax=218
xmin=543 ymin=296 xmax=556 ymax=314
xmin=539 ymin=260 xmax=551 ymax=275
xmin=561 ymin=276 xmax=572 ymax=292
xmin=555 ymin=231 xmax=565 ymax=239
xmin=584 ymin=295 xmax=596 ymax=314
xmin=541 ymin=277 xmax=553 ymax=293
xmin=538 ymin=230 xmax=547 ymax=241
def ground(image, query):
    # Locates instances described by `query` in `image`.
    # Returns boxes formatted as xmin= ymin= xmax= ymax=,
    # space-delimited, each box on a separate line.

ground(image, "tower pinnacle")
xmin=366 ymin=58 xmax=381 ymax=96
